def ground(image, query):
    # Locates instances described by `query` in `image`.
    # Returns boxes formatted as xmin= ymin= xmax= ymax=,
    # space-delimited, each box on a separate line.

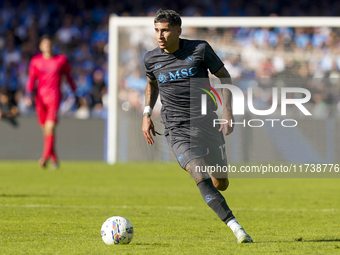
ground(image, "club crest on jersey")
xmin=158 ymin=73 xmax=167 ymax=83
xmin=185 ymin=55 xmax=195 ymax=63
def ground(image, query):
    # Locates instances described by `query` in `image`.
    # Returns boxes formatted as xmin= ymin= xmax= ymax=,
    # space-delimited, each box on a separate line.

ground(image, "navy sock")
xmin=197 ymin=178 xmax=235 ymax=224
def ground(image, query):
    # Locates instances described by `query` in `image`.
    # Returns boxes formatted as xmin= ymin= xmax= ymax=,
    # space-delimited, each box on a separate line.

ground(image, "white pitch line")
xmin=0 ymin=204 xmax=338 ymax=212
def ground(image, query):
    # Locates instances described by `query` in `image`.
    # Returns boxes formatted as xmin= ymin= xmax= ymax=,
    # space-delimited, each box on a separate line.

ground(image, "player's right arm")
xmin=142 ymin=77 xmax=159 ymax=145
xmin=25 ymin=58 xmax=37 ymax=106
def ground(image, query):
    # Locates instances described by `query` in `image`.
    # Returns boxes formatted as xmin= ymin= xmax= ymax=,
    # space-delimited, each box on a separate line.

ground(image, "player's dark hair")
xmin=154 ymin=9 xmax=181 ymax=27
xmin=39 ymin=34 xmax=52 ymax=44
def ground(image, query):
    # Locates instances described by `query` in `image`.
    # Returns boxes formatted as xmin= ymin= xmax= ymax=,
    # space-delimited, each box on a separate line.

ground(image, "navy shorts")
xmin=165 ymin=112 xmax=227 ymax=171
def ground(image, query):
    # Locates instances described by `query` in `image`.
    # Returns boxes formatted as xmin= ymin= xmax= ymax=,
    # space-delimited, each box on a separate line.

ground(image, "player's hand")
xmin=219 ymin=110 xmax=234 ymax=136
xmin=25 ymin=97 xmax=32 ymax=107
xmin=142 ymin=116 xmax=156 ymax=145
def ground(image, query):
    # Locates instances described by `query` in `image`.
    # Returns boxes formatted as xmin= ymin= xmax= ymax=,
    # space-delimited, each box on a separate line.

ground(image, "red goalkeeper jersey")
xmin=26 ymin=54 xmax=76 ymax=102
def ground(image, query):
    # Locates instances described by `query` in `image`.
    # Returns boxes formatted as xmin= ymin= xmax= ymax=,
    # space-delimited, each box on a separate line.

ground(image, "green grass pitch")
xmin=0 ymin=161 xmax=339 ymax=254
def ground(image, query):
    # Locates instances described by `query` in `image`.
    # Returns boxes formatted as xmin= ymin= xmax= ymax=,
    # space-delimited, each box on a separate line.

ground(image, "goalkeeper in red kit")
xmin=25 ymin=35 xmax=77 ymax=168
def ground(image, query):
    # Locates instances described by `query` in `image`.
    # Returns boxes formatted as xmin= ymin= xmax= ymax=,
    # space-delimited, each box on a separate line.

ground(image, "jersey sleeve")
xmin=203 ymin=42 xmax=224 ymax=74
xmin=25 ymin=59 xmax=37 ymax=93
xmin=62 ymin=58 xmax=77 ymax=92
xmin=144 ymin=53 xmax=156 ymax=80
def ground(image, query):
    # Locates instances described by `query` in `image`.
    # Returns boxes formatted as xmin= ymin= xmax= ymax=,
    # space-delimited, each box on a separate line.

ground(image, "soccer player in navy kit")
xmin=142 ymin=9 xmax=253 ymax=243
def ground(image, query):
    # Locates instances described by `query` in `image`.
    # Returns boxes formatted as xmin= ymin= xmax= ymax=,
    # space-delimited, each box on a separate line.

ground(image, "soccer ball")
xmin=101 ymin=216 xmax=134 ymax=245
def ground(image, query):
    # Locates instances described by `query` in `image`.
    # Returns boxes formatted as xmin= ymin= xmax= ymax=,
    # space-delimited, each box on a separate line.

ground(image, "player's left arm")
xmin=62 ymin=58 xmax=77 ymax=92
xmin=213 ymin=66 xmax=234 ymax=136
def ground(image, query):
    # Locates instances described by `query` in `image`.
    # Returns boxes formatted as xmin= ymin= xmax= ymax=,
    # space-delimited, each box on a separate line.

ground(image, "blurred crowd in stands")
xmin=0 ymin=0 xmax=109 ymax=120
xmin=1 ymin=0 xmax=340 ymax=123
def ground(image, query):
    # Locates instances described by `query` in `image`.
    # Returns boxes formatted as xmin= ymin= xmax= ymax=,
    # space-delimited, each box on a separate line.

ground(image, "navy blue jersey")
xmin=144 ymin=38 xmax=224 ymax=127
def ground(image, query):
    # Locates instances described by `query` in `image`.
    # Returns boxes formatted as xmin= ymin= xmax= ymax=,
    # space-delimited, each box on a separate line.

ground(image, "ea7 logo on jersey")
xmin=154 ymin=64 xmax=162 ymax=69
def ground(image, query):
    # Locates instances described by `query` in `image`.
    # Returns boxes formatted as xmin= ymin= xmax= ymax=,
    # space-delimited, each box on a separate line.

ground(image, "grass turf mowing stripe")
xmin=0 ymin=203 xmax=338 ymax=212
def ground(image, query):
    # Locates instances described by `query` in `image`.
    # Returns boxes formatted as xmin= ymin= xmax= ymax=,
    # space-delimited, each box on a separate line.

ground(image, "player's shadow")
xmin=302 ymin=239 xmax=340 ymax=243
xmin=257 ymin=238 xmax=340 ymax=243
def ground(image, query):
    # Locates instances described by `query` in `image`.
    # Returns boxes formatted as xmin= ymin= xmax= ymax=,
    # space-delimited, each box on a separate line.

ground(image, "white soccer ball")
xmin=101 ymin=216 xmax=134 ymax=245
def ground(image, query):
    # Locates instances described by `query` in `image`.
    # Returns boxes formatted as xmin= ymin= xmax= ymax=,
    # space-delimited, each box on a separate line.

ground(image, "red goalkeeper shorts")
xmin=35 ymin=95 xmax=60 ymax=126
